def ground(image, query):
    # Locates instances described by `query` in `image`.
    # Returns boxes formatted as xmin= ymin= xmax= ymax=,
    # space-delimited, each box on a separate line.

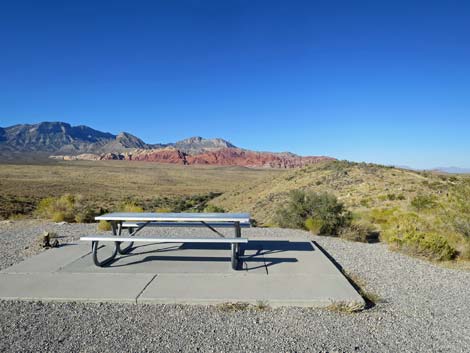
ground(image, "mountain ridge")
xmin=1 ymin=121 xmax=333 ymax=168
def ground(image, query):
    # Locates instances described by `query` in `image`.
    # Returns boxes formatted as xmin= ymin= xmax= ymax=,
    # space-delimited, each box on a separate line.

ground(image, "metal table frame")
xmin=91 ymin=213 xmax=250 ymax=269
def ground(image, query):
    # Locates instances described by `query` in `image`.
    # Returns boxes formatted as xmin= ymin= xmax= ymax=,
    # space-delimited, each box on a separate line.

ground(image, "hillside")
xmin=212 ymin=160 xmax=470 ymax=259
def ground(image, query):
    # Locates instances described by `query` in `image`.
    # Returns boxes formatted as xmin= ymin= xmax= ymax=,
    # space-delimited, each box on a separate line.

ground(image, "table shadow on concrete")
xmin=61 ymin=240 xmax=315 ymax=274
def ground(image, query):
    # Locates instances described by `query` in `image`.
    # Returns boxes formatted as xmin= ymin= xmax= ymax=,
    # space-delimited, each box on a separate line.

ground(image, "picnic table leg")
xmin=231 ymin=243 xmax=239 ymax=270
xmin=116 ymin=221 xmax=134 ymax=255
xmin=231 ymin=221 xmax=242 ymax=270
xmin=91 ymin=220 xmax=119 ymax=266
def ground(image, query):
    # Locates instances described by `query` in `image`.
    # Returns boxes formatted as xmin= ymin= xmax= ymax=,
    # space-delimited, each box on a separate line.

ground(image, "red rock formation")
xmin=187 ymin=148 xmax=333 ymax=168
xmin=131 ymin=149 xmax=188 ymax=164
xmin=60 ymin=146 xmax=334 ymax=168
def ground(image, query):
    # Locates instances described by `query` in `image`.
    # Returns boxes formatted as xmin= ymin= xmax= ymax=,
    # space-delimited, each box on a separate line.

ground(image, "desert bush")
xmin=459 ymin=240 xmax=470 ymax=260
xmin=384 ymin=214 xmax=456 ymax=261
xmin=147 ymin=193 xmax=222 ymax=213
xmin=276 ymin=190 xmax=351 ymax=235
xmin=304 ymin=217 xmax=323 ymax=234
xmin=359 ymin=198 xmax=370 ymax=207
xmin=98 ymin=220 xmax=112 ymax=231
xmin=36 ymin=195 xmax=76 ymax=222
xmin=411 ymin=194 xmax=436 ymax=211
xmin=339 ymin=221 xmax=377 ymax=243
xmin=369 ymin=207 xmax=398 ymax=226
xmin=35 ymin=194 xmax=97 ymax=223
xmin=74 ymin=206 xmax=96 ymax=223
xmin=119 ymin=202 xmax=144 ymax=213
xmin=204 ymin=204 xmax=225 ymax=213
xmin=453 ymin=218 xmax=470 ymax=239
xmin=155 ymin=207 xmax=172 ymax=213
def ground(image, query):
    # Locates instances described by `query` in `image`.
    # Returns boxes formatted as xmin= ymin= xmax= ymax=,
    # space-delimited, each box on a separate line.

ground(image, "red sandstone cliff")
xmin=92 ymin=147 xmax=334 ymax=168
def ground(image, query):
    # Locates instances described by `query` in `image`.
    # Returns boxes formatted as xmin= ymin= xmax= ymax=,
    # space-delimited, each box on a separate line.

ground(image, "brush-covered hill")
xmin=212 ymin=160 xmax=470 ymax=261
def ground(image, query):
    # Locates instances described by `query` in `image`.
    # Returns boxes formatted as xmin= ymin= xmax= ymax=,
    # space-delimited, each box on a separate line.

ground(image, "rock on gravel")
xmin=0 ymin=221 xmax=470 ymax=352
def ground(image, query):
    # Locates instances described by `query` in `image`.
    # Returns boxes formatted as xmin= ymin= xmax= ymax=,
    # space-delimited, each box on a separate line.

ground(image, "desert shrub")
xmin=411 ymin=194 xmax=436 ymax=211
xmin=74 ymin=206 xmax=97 ymax=223
xmin=459 ymin=240 xmax=470 ymax=260
xmin=119 ymin=202 xmax=144 ymax=213
xmin=386 ymin=194 xmax=397 ymax=201
xmin=304 ymin=217 xmax=323 ymax=234
xmin=359 ymin=198 xmax=370 ymax=207
xmin=339 ymin=221 xmax=377 ymax=243
xmin=0 ymin=195 xmax=37 ymax=220
xmin=36 ymin=195 xmax=76 ymax=222
xmin=369 ymin=207 xmax=398 ymax=226
xmin=98 ymin=220 xmax=112 ymax=231
xmin=453 ymin=218 xmax=470 ymax=239
xmin=35 ymin=194 xmax=97 ymax=223
xmin=147 ymin=193 xmax=222 ymax=213
xmin=52 ymin=211 xmax=66 ymax=222
xmin=204 ymin=204 xmax=225 ymax=213
xmin=276 ymin=190 xmax=351 ymax=235
xmin=384 ymin=214 xmax=456 ymax=261
xmin=155 ymin=207 xmax=172 ymax=213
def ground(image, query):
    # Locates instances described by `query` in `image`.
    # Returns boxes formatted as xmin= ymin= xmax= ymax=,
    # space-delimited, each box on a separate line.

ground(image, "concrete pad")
xmin=242 ymin=240 xmax=340 ymax=275
xmin=1 ymin=243 xmax=91 ymax=274
xmin=138 ymin=274 xmax=364 ymax=307
xmin=60 ymin=242 xmax=270 ymax=274
xmin=0 ymin=273 xmax=155 ymax=303
xmin=0 ymin=238 xmax=365 ymax=308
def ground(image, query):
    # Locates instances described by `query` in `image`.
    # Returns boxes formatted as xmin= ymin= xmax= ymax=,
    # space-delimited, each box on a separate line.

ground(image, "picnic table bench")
xmin=80 ymin=212 xmax=251 ymax=270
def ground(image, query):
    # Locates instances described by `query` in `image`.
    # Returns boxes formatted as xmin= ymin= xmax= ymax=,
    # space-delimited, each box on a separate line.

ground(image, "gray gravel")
xmin=1 ymin=221 xmax=470 ymax=352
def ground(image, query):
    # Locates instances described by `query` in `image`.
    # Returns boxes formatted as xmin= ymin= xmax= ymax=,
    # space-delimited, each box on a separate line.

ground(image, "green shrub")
xmin=35 ymin=194 xmax=76 ymax=222
xmin=98 ymin=220 xmax=112 ymax=231
xmin=52 ymin=211 xmax=66 ymax=222
xmin=411 ymin=194 xmax=436 ymax=211
xmin=203 ymin=204 xmax=225 ymax=213
xmin=460 ymin=240 xmax=470 ymax=260
xmin=304 ymin=217 xmax=323 ymax=234
xmin=369 ymin=207 xmax=398 ymax=226
xmin=119 ymin=202 xmax=144 ymax=213
xmin=276 ymin=190 xmax=351 ymax=235
xmin=155 ymin=207 xmax=172 ymax=213
xmin=35 ymin=194 xmax=97 ymax=223
xmin=453 ymin=218 xmax=470 ymax=239
xmin=74 ymin=207 xmax=96 ymax=223
xmin=385 ymin=214 xmax=456 ymax=261
xmin=339 ymin=221 xmax=376 ymax=243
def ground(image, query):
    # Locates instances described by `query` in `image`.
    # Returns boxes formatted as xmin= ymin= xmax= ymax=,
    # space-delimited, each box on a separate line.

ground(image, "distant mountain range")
xmin=0 ymin=121 xmax=333 ymax=168
xmin=433 ymin=167 xmax=470 ymax=174
xmin=395 ymin=165 xmax=470 ymax=175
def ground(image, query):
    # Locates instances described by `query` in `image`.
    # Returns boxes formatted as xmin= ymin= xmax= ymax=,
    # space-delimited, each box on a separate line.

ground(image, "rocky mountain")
xmin=174 ymin=136 xmax=235 ymax=154
xmin=1 ymin=121 xmax=334 ymax=168
xmin=0 ymin=122 xmax=117 ymax=153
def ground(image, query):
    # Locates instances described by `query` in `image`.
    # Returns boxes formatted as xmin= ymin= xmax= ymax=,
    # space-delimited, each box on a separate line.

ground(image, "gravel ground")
xmin=1 ymin=221 xmax=469 ymax=352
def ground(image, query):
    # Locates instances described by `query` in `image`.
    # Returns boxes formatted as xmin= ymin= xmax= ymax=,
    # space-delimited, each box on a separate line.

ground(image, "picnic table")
xmin=80 ymin=212 xmax=251 ymax=270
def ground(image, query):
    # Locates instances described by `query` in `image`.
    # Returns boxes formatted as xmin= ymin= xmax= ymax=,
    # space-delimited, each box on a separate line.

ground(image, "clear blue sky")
xmin=1 ymin=1 xmax=469 ymax=169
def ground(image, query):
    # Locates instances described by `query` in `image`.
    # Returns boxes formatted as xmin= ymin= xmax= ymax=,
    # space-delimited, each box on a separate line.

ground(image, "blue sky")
xmin=1 ymin=0 xmax=469 ymax=168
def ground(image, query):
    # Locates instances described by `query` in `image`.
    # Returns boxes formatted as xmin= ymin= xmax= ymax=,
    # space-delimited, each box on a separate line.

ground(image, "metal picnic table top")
xmin=95 ymin=212 xmax=251 ymax=224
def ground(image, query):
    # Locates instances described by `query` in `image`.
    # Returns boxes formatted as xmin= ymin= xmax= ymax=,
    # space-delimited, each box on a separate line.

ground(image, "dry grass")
xmin=325 ymin=301 xmax=365 ymax=313
xmin=217 ymin=301 xmax=270 ymax=312
xmin=0 ymin=160 xmax=283 ymax=219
